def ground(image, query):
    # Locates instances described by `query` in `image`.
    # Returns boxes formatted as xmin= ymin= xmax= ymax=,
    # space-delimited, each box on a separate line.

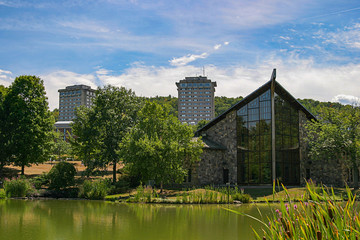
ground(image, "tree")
xmin=196 ymin=119 xmax=209 ymax=131
xmin=71 ymin=106 xmax=101 ymax=172
xmin=52 ymin=108 xmax=59 ymax=122
xmin=52 ymin=131 xmax=72 ymax=161
xmin=72 ymin=85 xmax=141 ymax=182
xmin=0 ymin=85 xmax=9 ymax=175
xmin=48 ymin=161 xmax=76 ymax=190
xmin=3 ymin=76 xmax=54 ymax=175
xmin=305 ymin=106 xmax=360 ymax=188
xmin=122 ymin=101 xmax=203 ymax=191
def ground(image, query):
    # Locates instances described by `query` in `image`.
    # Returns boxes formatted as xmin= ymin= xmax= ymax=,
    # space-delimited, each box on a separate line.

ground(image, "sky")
xmin=0 ymin=0 xmax=360 ymax=110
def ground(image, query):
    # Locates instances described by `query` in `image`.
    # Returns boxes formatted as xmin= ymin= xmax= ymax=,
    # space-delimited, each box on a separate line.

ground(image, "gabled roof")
xmin=196 ymin=69 xmax=316 ymax=134
xmin=200 ymin=137 xmax=227 ymax=150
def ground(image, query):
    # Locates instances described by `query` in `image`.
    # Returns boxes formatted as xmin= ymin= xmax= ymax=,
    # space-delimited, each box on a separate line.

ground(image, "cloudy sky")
xmin=1 ymin=0 xmax=360 ymax=109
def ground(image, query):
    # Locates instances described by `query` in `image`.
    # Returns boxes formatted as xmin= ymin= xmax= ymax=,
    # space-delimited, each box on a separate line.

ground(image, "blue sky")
xmin=0 ymin=0 xmax=360 ymax=109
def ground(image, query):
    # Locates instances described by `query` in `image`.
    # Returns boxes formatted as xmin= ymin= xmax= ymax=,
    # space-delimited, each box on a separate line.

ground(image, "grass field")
xmin=2 ymin=161 xmax=122 ymax=180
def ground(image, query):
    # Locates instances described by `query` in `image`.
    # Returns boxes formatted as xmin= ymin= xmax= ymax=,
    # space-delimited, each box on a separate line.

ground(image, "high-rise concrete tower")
xmin=176 ymin=76 xmax=217 ymax=125
xmin=58 ymin=85 xmax=96 ymax=121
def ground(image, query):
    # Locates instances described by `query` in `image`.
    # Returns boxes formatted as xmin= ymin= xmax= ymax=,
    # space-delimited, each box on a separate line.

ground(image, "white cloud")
xmin=0 ymin=69 xmax=13 ymax=86
xmin=13 ymin=54 xmax=359 ymax=112
xmin=169 ymin=53 xmax=208 ymax=66
xmin=279 ymin=36 xmax=291 ymax=40
xmin=321 ymin=23 xmax=360 ymax=49
xmin=332 ymin=94 xmax=360 ymax=105
xmin=214 ymin=44 xmax=222 ymax=50
xmin=224 ymin=42 xmax=229 ymax=45
xmin=40 ymin=70 xmax=98 ymax=110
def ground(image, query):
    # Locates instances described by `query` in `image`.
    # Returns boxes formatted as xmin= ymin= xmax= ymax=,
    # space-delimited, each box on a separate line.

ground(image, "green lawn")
xmin=105 ymin=185 xmax=356 ymax=203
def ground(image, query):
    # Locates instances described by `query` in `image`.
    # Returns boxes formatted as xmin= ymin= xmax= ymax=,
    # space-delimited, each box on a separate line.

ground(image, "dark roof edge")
xmin=195 ymin=79 xmax=272 ymax=135
xmin=195 ymin=70 xmax=317 ymax=135
xmin=274 ymin=81 xmax=317 ymax=121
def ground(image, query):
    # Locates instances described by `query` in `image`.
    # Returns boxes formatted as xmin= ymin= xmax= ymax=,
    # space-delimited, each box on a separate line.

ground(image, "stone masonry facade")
xmin=195 ymin=110 xmax=237 ymax=185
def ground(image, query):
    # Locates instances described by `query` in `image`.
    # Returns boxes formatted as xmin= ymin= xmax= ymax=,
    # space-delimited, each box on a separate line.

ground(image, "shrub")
xmin=108 ymin=178 xmax=130 ymax=195
xmin=0 ymin=189 xmax=6 ymax=199
xmin=29 ymin=173 xmax=49 ymax=189
xmin=79 ymin=179 xmax=109 ymax=200
xmin=232 ymin=193 xmax=251 ymax=203
xmin=48 ymin=161 xmax=76 ymax=190
xmin=4 ymin=178 xmax=33 ymax=197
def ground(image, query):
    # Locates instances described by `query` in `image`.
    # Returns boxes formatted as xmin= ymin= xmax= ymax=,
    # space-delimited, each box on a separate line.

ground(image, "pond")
xmin=0 ymin=199 xmax=274 ymax=240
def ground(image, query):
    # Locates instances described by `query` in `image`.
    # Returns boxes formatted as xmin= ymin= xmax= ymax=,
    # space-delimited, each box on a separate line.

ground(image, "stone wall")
xmin=196 ymin=110 xmax=237 ymax=185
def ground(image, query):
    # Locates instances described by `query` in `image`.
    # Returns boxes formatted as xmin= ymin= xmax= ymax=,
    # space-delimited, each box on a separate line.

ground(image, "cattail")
xmin=328 ymin=207 xmax=334 ymax=220
xmin=316 ymin=231 xmax=322 ymax=240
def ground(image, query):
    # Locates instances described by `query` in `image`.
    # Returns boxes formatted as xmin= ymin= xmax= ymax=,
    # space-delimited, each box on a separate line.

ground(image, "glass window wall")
xmin=237 ymin=90 xmax=300 ymax=184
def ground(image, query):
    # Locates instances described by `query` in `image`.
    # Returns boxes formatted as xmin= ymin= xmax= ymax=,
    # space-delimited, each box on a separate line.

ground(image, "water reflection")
xmin=0 ymin=200 xmax=274 ymax=240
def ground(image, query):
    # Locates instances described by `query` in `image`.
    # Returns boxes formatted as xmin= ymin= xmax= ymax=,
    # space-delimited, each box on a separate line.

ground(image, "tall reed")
xmin=227 ymin=181 xmax=360 ymax=239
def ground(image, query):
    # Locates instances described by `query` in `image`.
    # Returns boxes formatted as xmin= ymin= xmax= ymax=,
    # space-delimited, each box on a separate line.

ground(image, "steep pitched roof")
xmin=196 ymin=69 xmax=316 ymax=135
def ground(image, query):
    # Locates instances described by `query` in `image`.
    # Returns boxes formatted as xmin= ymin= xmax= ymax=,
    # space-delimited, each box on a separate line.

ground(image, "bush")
xmin=0 ymin=189 xmax=6 ymax=199
xmin=79 ymin=179 xmax=109 ymax=200
xmin=48 ymin=161 xmax=76 ymax=190
xmin=29 ymin=173 xmax=49 ymax=189
xmin=108 ymin=178 xmax=130 ymax=195
xmin=4 ymin=178 xmax=33 ymax=197
xmin=232 ymin=193 xmax=251 ymax=203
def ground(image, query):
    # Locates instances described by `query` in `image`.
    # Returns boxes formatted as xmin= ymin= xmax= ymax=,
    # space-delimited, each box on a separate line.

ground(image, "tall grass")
xmin=177 ymin=186 xmax=251 ymax=204
xmin=126 ymin=184 xmax=251 ymax=204
xmin=4 ymin=178 xmax=33 ymax=197
xmin=127 ymin=185 xmax=159 ymax=203
xmin=227 ymin=181 xmax=360 ymax=239
xmin=79 ymin=179 xmax=110 ymax=200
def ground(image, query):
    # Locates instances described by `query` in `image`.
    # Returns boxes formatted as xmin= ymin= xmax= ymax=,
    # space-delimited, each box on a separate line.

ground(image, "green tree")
xmin=306 ymin=106 xmax=360 ymax=188
xmin=52 ymin=108 xmax=59 ymax=122
xmin=71 ymin=106 xmax=101 ymax=172
xmin=48 ymin=161 xmax=76 ymax=190
xmin=215 ymin=96 xmax=243 ymax=117
xmin=72 ymin=85 xmax=142 ymax=182
xmin=196 ymin=119 xmax=209 ymax=131
xmin=52 ymin=131 xmax=72 ymax=161
xmin=0 ymin=85 xmax=9 ymax=175
xmin=122 ymin=101 xmax=203 ymax=191
xmin=3 ymin=76 xmax=54 ymax=175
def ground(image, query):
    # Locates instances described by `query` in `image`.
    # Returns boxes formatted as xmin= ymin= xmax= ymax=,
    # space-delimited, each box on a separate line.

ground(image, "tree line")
xmin=0 ymin=77 xmax=203 ymax=189
xmin=1 ymin=76 xmax=359 ymax=188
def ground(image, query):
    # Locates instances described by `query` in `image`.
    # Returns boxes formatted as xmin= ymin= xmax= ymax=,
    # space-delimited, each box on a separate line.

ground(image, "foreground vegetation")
xmin=227 ymin=182 xmax=360 ymax=239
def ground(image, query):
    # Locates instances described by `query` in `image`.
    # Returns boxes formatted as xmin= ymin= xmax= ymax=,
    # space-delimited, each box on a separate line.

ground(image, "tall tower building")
xmin=176 ymin=76 xmax=217 ymax=125
xmin=58 ymin=85 xmax=96 ymax=121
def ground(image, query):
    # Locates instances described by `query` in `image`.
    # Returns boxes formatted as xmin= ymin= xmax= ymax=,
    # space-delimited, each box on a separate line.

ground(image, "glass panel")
xmin=248 ymin=121 xmax=258 ymax=134
xmin=249 ymin=163 xmax=260 ymax=183
xmin=248 ymin=108 xmax=259 ymax=121
xmin=239 ymin=133 xmax=248 ymax=148
xmin=262 ymin=134 xmax=271 ymax=150
xmin=274 ymin=93 xmax=300 ymax=184
xmin=248 ymin=98 xmax=259 ymax=109
xmin=260 ymin=120 xmax=271 ymax=135
xmin=237 ymin=105 xmax=247 ymax=116
xmin=260 ymin=90 xmax=271 ymax=101
xmin=260 ymin=151 xmax=271 ymax=163
xmin=276 ymin=162 xmax=283 ymax=181
xmin=249 ymin=135 xmax=259 ymax=150
xmin=261 ymin=162 xmax=272 ymax=183
xmin=248 ymin=151 xmax=259 ymax=163
xmin=260 ymin=101 xmax=271 ymax=120
xmin=239 ymin=162 xmax=248 ymax=183
xmin=283 ymin=122 xmax=291 ymax=135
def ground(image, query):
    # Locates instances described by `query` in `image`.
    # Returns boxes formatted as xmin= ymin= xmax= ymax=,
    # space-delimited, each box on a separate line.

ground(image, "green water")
xmin=0 ymin=199 xmax=274 ymax=240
